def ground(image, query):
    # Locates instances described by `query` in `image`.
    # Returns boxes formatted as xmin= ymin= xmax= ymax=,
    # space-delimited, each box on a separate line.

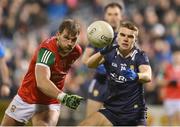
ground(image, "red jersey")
xmin=163 ymin=64 xmax=180 ymax=99
xmin=18 ymin=36 xmax=82 ymax=104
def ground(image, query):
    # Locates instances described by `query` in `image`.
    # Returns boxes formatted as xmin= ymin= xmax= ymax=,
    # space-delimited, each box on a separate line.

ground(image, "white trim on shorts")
xmin=5 ymin=94 xmax=61 ymax=123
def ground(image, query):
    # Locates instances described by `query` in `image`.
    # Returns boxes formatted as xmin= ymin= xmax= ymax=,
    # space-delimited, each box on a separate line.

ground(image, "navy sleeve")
xmin=103 ymin=51 xmax=112 ymax=68
xmin=136 ymin=51 xmax=150 ymax=66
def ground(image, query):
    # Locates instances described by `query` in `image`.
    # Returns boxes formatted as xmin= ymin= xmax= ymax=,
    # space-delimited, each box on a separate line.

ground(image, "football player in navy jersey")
xmin=79 ymin=21 xmax=152 ymax=126
xmin=82 ymin=2 xmax=124 ymax=117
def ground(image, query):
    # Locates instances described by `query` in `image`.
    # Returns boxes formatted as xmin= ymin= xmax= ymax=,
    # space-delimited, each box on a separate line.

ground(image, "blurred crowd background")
xmin=0 ymin=0 xmax=179 ymax=126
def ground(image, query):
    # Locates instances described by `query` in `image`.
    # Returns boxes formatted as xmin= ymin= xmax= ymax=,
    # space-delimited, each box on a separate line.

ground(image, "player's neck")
xmin=118 ymin=48 xmax=134 ymax=58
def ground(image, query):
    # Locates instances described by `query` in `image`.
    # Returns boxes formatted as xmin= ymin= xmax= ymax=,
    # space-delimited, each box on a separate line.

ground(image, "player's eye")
xmin=114 ymin=13 xmax=118 ymax=16
xmin=108 ymin=13 xmax=112 ymax=16
xmin=72 ymin=38 xmax=77 ymax=42
xmin=120 ymin=33 xmax=125 ymax=37
xmin=64 ymin=36 xmax=69 ymax=40
xmin=128 ymin=35 xmax=134 ymax=39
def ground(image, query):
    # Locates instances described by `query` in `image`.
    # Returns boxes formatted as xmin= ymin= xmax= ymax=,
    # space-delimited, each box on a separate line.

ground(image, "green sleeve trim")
xmin=36 ymin=48 xmax=55 ymax=66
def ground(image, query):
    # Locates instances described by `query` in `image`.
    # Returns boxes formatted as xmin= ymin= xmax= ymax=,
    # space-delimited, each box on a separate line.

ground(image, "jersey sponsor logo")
xmin=130 ymin=65 xmax=134 ymax=70
xmin=93 ymin=89 xmax=99 ymax=97
xmin=41 ymin=50 xmax=52 ymax=64
xmin=110 ymin=72 xmax=127 ymax=83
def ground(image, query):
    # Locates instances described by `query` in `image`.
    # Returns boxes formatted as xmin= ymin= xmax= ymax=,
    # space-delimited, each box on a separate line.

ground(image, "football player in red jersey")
xmin=1 ymin=19 xmax=83 ymax=126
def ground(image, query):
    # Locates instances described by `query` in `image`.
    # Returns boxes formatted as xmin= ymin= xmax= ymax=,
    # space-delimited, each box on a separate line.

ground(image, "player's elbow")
xmin=138 ymin=73 xmax=152 ymax=83
xmin=143 ymin=75 xmax=152 ymax=83
xmin=146 ymin=76 xmax=151 ymax=83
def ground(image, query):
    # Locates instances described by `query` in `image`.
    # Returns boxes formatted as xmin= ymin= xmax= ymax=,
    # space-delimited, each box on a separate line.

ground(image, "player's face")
xmin=117 ymin=27 xmax=137 ymax=52
xmin=104 ymin=7 xmax=123 ymax=31
xmin=57 ymin=29 xmax=79 ymax=54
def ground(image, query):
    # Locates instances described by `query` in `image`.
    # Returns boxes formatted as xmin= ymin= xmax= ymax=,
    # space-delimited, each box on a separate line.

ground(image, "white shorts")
xmin=5 ymin=94 xmax=61 ymax=123
xmin=164 ymin=99 xmax=180 ymax=116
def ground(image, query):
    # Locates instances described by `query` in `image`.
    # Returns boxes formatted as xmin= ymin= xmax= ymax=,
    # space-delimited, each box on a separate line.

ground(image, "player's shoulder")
xmin=133 ymin=46 xmax=147 ymax=56
xmin=39 ymin=36 xmax=57 ymax=52
xmin=72 ymin=44 xmax=82 ymax=56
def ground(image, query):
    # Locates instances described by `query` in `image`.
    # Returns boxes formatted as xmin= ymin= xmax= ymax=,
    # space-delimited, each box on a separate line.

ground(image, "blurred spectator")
xmin=156 ymin=50 xmax=180 ymax=125
xmin=47 ymin=0 xmax=69 ymax=21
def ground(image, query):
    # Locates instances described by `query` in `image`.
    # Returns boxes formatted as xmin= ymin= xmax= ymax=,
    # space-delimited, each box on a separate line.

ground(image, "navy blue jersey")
xmin=0 ymin=44 xmax=5 ymax=58
xmin=103 ymin=46 xmax=149 ymax=121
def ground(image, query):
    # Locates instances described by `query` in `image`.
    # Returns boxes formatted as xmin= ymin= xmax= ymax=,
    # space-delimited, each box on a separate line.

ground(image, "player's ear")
xmin=134 ymin=35 xmax=138 ymax=43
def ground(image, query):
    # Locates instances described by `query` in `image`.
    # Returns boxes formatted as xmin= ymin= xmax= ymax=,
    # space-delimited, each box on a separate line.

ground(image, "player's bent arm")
xmin=82 ymin=47 xmax=94 ymax=65
xmin=137 ymin=65 xmax=152 ymax=83
xmin=35 ymin=65 xmax=62 ymax=99
xmin=35 ymin=65 xmax=83 ymax=109
xmin=86 ymin=52 xmax=105 ymax=68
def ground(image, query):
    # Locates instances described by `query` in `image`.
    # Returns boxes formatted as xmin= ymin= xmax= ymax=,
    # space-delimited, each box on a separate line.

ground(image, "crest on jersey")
xmin=10 ymin=105 xmax=16 ymax=112
xmin=130 ymin=65 xmax=134 ymax=70
xmin=93 ymin=89 xmax=99 ymax=97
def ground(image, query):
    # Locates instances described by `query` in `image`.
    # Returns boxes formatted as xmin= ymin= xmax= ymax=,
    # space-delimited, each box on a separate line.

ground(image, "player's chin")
xmin=120 ymin=44 xmax=129 ymax=49
xmin=64 ymin=48 xmax=73 ymax=53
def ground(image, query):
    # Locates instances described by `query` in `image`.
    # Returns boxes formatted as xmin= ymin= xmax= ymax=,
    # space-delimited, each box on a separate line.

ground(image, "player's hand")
xmin=59 ymin=93 xmax=83 ymax=110
xmin=121 ymin=68 xmax=139 ymax=82
xmin=100 ymin=44 xmax=119 ymax=55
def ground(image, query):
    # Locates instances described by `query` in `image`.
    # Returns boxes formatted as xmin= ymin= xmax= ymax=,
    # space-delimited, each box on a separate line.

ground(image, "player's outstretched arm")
xmin=82 ymin=47 xmax=94 ymax=65
xmin=86 ymin=52 xmax=105 ymax=68
xmin=86 ymin=44 xmax=118 ymax=68
xmin=35 ymin=65 xmax=83 ymax=110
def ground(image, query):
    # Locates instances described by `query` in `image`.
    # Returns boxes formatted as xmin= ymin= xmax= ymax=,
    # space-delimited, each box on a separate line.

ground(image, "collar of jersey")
xmin=116 ymin=47 xmax=136 ymax=58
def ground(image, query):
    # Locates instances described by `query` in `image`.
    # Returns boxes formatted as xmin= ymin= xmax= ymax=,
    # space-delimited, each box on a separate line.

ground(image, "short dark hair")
xmin=120 ymin=21 xmax=138 ymax=32
xmin=104 ymin=2 xmax=124 ymax=13
xmin=58 ymin=19 xmax=80 ymax=36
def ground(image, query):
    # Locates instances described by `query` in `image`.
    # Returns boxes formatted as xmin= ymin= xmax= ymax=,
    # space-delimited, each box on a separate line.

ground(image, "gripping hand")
xmin=58 ymin=93 xmax=83 ymax=110
xmin=121 ymin=68 xmax=139 ymax=82
xmin=100 ymin=44 xmax=119 ymax=55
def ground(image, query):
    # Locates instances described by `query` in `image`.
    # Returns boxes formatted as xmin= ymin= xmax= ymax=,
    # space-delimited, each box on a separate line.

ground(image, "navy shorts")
xmin=99 ymin=108 xmax=146 ymax=126
xmin=88 ymin=74 xmax=108 ymax=102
